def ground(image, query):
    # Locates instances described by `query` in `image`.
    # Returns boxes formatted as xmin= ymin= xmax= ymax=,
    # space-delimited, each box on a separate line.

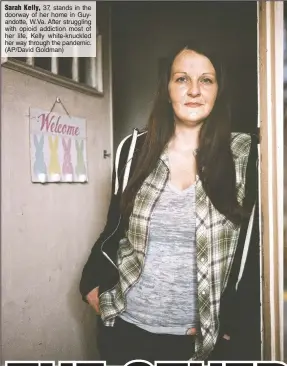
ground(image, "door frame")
xmin=257 ymin=1 xmax=284 ymax=360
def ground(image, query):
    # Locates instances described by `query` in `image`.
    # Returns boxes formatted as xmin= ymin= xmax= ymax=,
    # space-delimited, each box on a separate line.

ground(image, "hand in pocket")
xmin=86 ymin=287 xmax=100 ymax=314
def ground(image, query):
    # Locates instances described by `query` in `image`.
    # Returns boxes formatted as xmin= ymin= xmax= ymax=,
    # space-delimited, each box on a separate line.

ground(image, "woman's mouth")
xmin=185 ymin=102 xmax=202 ymax=108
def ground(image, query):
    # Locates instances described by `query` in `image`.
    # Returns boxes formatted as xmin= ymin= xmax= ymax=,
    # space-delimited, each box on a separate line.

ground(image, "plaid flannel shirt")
xmin=99 ymin=132 xmax=251 ymax=361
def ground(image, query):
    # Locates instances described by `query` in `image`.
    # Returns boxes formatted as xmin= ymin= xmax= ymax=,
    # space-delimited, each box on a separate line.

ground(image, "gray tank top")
xmin=120 ymin=181 xmax=198 ymax=335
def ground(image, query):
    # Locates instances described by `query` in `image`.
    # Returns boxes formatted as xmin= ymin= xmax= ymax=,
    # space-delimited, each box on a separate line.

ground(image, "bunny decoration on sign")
xmin=75 ymin=139 xmax=87 ymax=182
xmin=29 ymin=106 xmax=87 ymax=183
xmin=62 ymin=137 xmax=74 ymax=181
xmin=33 ymin=134 xmax=47 ymax=182
xmin=48 ymin=135 xmax=61 ymax=181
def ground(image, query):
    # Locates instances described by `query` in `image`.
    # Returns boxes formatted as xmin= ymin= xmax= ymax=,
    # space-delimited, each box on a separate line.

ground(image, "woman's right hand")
xmin=86 ymin=287 xmax=100 ymax=314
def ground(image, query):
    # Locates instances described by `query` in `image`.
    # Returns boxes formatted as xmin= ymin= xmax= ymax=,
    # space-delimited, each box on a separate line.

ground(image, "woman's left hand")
xmin=223 ymin=334 xmax=231 ymax=340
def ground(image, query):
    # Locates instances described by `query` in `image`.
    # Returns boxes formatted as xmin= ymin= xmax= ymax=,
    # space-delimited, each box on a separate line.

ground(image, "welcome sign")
xmin=29 ymin=107 xmax=88 ymax=183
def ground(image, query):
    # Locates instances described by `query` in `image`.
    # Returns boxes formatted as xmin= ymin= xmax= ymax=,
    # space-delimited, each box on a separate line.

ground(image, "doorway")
xmin=111 ymin=1 xmax=260 ymax=360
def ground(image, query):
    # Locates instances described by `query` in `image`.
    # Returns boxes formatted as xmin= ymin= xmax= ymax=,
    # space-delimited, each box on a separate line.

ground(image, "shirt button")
xmin=201 ymin=257 xmax=205 ymax=262
xmin=202 ymin=291 xmax=206 ymax=295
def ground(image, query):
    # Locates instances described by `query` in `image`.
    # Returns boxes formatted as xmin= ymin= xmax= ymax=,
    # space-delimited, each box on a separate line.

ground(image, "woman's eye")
xmin=201 ymin=78 xmax=213 ymax=84
xmin=176 ymin=76 xmax=187 ymax=83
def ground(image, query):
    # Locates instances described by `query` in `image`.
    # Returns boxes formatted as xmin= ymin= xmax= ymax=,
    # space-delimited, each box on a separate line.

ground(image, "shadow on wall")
xmin=67 ymin=268 xmax=99 ymax=360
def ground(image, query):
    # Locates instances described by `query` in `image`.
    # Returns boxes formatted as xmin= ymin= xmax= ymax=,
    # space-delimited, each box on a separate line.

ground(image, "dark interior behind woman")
xmin=80 ymin=39 xmax=259 ymax=364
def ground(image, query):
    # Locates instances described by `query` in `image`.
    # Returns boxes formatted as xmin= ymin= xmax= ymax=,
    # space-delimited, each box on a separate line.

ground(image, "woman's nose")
xmin=187 ymin=81 xmax=201 ymax=97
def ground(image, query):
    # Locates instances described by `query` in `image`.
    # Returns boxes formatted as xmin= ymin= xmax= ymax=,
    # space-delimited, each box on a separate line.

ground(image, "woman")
xmin=80 ymin=40 xmax=258 ymax=363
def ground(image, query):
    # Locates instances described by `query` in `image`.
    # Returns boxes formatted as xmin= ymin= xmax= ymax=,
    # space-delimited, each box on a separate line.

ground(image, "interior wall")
xmin=1 ymin=3 xmax=112 ymax=361
xmin=111 ymin=1 xmax=257 ymax=149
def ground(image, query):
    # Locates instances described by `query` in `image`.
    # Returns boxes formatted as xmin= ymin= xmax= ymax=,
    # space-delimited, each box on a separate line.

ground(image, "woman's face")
xmin=168 ymin=49 xmax=218 ymax=126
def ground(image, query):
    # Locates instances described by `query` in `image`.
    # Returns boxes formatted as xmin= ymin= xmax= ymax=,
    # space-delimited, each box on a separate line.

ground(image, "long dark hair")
xmin=121 ymin=39 xmax=246 ymax=225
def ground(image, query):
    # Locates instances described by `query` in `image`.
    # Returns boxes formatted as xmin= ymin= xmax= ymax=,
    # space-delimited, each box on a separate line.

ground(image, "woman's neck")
xmin=170 ymin=123 xmax=201 ymax=152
